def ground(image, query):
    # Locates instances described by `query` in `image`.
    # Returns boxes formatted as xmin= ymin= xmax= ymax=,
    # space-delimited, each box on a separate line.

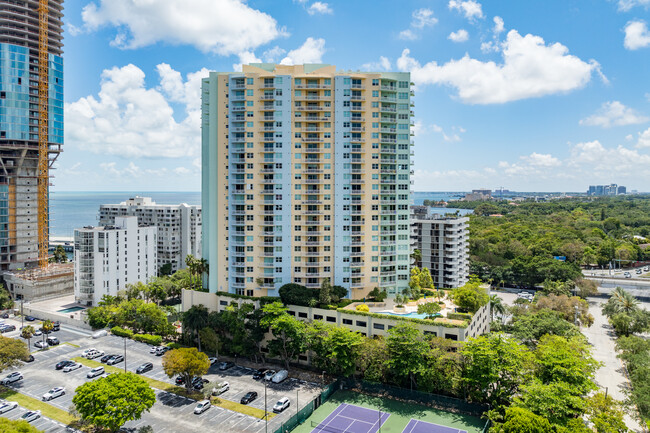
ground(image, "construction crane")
xmin=37 ymin=0 xmax=49 ymax=268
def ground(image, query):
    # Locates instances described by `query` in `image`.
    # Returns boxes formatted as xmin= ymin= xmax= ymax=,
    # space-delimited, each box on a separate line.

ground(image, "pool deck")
xmin=26 ymin=295 xmax=87 ymax=320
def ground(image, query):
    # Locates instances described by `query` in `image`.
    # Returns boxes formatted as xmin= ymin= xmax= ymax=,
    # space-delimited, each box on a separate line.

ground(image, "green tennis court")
xmin=291 ymin=390 xmax=486 ymax=433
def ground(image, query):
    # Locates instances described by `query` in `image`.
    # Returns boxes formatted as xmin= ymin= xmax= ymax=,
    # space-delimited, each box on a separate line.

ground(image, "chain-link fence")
xmin=270 ymin=380 xmax=340 ymax=433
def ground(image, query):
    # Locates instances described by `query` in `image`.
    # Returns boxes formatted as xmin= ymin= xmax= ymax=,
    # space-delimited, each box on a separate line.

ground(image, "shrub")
xmin=167 ymin=342 xmax=184 ymax=350
xmin=111 ymin=326 xmax=133 ymax=338
xmin=356 ymin=304 xmax=370 ymax=312
xmin=447 ymin=312 xmax=473 ymax=321
xmin=133 ymin=334 xmax=163 ymax=346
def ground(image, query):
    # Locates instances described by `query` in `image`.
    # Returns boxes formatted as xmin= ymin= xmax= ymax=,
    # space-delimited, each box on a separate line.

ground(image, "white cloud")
xmin=624 ymin=20 xmax=650 ymax=50
xmin=399 ymin=9 xmax=437 ymax=40
xmin=448 ymin=29 xmax=469 ymax=42
xmin=569 ymin=141 xmax=650 ymax=173
xmin=618 ymin=0 xmax=650 ymax=11
xmin=361 ymin=56 xmax=392 ymax=71
xmin=493 ymin=16 xmax=505 ymax=34
xmin=174 ymin=167 xmax=191 ymax=175
xmin=638 ymin=127 xmax=650 ymax=148
xmin=81 ymin=0 xmax=286 ymax=55
xmin=307 ymin=2 xmax=332 ymax=15
xmin=233 ymin=51 xmax=262 ymax=72
xmin=580 ymin=101 xmax=649 ymax=128
xmin=398 ymin=30 xmax=602 ymax=104
xmin=448 ymin=0 xmax=484 ymax=21
xmin=415 ymin=120 xmax=464 ymax=142
xmin=263 ymin=46 xmax=287 ymax=62
xmin=280 ymin=37 xmax=326 ymax=65
xmin=66 ymin=64 xmax=206 ymax=159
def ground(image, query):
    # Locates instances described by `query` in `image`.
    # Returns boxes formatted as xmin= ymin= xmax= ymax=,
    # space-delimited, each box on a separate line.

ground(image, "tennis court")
xmin=310 ymin=403 xmax=390 ymax=433
xmin=402 ymin=419 xmax=468 ymax=433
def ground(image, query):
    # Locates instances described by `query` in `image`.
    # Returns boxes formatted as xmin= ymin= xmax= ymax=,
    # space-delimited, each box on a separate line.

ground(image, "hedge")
xmin=216 ymin=291 xmax=280 ymax=305
xmin=133 ymin=333 xmax=163 ymax=346
xmin=111 ymin=326 xmax=133 ymax=338
xmin=336 ymin=308 xmax=469 ymax=329
xmin=447 ymin=312 xmax=473 ymax=321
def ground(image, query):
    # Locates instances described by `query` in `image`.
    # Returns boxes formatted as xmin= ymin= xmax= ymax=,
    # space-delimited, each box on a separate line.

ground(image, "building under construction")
xmin=0 ymin=0 xmax=64 ymax=272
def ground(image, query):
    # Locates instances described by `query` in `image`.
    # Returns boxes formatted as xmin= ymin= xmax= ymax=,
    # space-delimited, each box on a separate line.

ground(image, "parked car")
xmin=218 ymin=361 xmax=235 ymax=371
xmin=155 ymin=346 xmax=170 ymax=356
xmin=25 ymin=316 xmax=35 ymax=322
xmin=149 ymin=346 xmax=160 ymax=354
xmin=42 ymin=387 xmax=65 ymax=401
xmin=87 ymin=367 xmax=105 ymax=378
xmin=644 ymin=266 xmax=649 ymax=272
xmin=208 ymin=357 xmax=218 ymax=365
xmin=624 ymin=272 xmax=632 ymax=278
xmin=211 ymin=382 xmax=229 ymax=396
xmin=0 ymin=401 xmax=18 ymax=413
xmin=194 ymin=400 xmax=211 ymax=414
xmin=21 ymin=410 xmax=41 ymax=422
xmin=107 ymin=355 xmax=124 ymax=365
xmin=47 ymin=336 xmax=60 ymax=345
xmin=25 ymin=355 xmax=34 ymax=363
xmin=55 ymin=360 xmax=74 ymax=370
xmin=1 ymin=324 xmax=16 ymax=332
xmin=52 ymin=322 xmax=60 ymax=331
xmin=264 ymin=370 xmax=277 ymax=381
xmin=253 ymin=368 xmax=268 ymax=380
xmin=33 ymin=329 xmax=42 ymax=336
xmin=100 ymin=354 xmax=116 ymax=363
xmin=1 ymin=372 xmax=23 ymax=385
xmin=240 ymin=391 xmax=258 ymax=405
xmin=636 ymin=269 xmax=643 ymax=274
xmin=271 ymin=370 xmax=288 ymax=384
xmin=273 ymin=397 xmax=290 ymax=413
xmin=81 ymin=348 xmax=98 ymax=358
xmin=34 ymin=340 xmax=47 ymax=349
xmin=175 ymin=376 xmax=186 ymax=385
xmin=0 ymin=312 xmax=8 ymax=319
xmin=136 ymin=362 xmax=153 ymax=374
xmin=63 ymin=362 xmax=82 ymax=372
xmin=92 ymin=330 xmax=108 ymax=339
xmin=192 ymin=377 xmax=209 ymax=390
xmin=86 ymin=349 xmax=104 ymax=359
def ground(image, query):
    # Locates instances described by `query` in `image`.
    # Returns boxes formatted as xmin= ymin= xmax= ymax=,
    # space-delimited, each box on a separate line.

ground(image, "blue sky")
xmin=57 ymin=0 xmax=650 ymax=192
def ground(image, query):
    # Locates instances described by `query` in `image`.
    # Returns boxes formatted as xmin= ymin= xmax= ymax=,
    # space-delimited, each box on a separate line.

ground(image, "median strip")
xmin=0 ymin=386 xmax=76 ymax=425
xmin=211 ymin=397 xmax=277 ymax=420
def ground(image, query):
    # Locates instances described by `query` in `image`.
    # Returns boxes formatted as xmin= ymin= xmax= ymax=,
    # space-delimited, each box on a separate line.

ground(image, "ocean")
xmin=50 ymin=191 xmax=201 ymax=238
xmin=49 ymin=190 xmax=469 ymax=238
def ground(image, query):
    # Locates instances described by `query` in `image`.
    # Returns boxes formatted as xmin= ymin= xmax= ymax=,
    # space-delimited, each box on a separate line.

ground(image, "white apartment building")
xmin=74 ymin=216 xmax=157 ymax=306
xmin=98 ymin=197 xmax=201 ymax=274
xmin=412 ymin=215 xmax=470 ymax=289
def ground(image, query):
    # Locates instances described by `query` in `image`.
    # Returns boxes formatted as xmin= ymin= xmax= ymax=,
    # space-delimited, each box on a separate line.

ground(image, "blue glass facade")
xmin=0 ymin=43 xmax=63 ymax=144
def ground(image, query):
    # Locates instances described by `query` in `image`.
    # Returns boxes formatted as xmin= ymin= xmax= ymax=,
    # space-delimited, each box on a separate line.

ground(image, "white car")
xmin=1 ymin=372 xmax=23 ymax=385
xmin=87 ymin=367 xmax=105 ymax=378
xmin=208 ymin=357 xmax=218 ymax=365
xmin=264 ymin=370 xmax=276 ymax=381
xmin=272 ymin=370 xmax=288 ymax=384
xmin=194 ymin=400 xmax=211 ymax=414
xmin=86 ymin=349 xmax=105 ymax=359
xmin=0 ymin=401 xmax=18 ymax=413
xmin=211 ymin=381 xmax=229 ymax=396
xmin=42 ymin=387 xmax=65 ymax=401
xmin=21 ymin=410 xmax=41 ymax=422
xmin=273 ymin=397 xmax=290 ymax=413
xmin=63 ymin=362 xmax=82 ymax=372
xmin=149 ymin=346 xmax=160 ymax=354
xmin=34 ymin=329 xmax=42 ymax=336
xmin=81 ymin=348 xmax=97 ymax=358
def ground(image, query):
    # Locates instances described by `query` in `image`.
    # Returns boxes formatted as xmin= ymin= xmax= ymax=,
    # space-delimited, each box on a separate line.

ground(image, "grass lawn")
xmin=72 ymin=357 xmax=178 ymax=392
xmin=211 ymin=397 xmax=276 ymax=420
xmin=292 ymin=390 xmax=486 ymax=433
xmin=0 ymin=386 xmax=76 ymax=425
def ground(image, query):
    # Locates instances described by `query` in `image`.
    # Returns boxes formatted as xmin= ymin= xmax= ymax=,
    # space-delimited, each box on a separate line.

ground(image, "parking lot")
xmin=0 ymin=316 xmax=323 ymax=432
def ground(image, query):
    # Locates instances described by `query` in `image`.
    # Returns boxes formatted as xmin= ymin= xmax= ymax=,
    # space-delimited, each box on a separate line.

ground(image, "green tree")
xmin=461 ymin=333 xmax=532 ymax=407
xmin=532 ymin=294 xmax=594 ymax=327
xmin=451 ymin=276 xmax=489 ymax=313
xmin=497 ymin=407 xmax=555 ymax=433
xmin=40 ymin=320 xmax=53 ymax=347
xmin=411 ymin=249 xmax=422 ymax=267
xmin=585 ymin=392 xmax=629 ymax=433
xmin=0 ymin=284 xmax=12 ymax=310
xmin=420 ymin=267 xmax=434 ymax=289
xmin=386 ymin=323 xmax=428 ymax=389
xmin=20 ymin=325 xmax=35 ymax=351
xmin=261 ymin=302 xmax=307 ymax=370
xmin=319 ymin=278 xmax=332 ymax=306
xmin=0 ymin=418 xmax=43 ymax=433
xmin=489 ymin=294 xmax=507 ymax=321
xmin=73 ymin=372 xmax=156 ymax=432
xmin=511 ymin=310 xmax=581 ymax=345
xmin=603 ymin=287 xmax=639 ymax=317
xmin=416 ymin=302 xmax=441 ymax=319
xmin=0 ymin=335 xmax=30 ymax=372
xmin=50 ymin=245 xmax=67 ymax=263
xmin=199 ymin=327 xmax=222 ymax=359
xmin=307 ymin=322 xmax=364 ymax=376
xmin=514 ymin=380 xmax=586 ymax=425
xmin=183 ymin=304 xmax=209 ymax=352
xmin=356 ymin=337 xmax=389 ymax=383
xmin=159 ymin=263 xmax=173 ymax=276
xmin=161 ymin=348 xmax=209 ymax=390
xmin=534 ymin=335 xmax=599 ymax=394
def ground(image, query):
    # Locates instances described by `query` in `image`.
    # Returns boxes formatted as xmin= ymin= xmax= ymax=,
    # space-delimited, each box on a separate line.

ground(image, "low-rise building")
xmin=98 ymin=196 xmax=201 ymax=274
xmin=74 ymin=216 xmax=157 ymax=306
xmin=412 ymin=215 xmax=470 ymax=289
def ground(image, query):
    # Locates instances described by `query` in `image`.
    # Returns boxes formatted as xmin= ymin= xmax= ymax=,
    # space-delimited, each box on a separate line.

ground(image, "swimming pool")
xmin=57 ymin=306 xmax=85 ymax=313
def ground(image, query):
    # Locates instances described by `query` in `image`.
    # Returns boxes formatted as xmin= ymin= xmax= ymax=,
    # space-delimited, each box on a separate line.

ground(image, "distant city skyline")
xmin=55 ymin=0 xmax=650 ymax=192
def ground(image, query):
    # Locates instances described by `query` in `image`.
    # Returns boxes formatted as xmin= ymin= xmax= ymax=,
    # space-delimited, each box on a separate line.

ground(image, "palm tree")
xmin=21 ymin=325 xmax=35 ymax=350
xmin=612 ymin=287 xmax=639 ymax=314
xmin=489 ymin=294 xmax=507 ymax=322
xmin=197 ymin=258 xmax=209 ymax=290
xmin=183 ymin=304 xmax=209 ymax=352
xmin=411 ymin=249 xmax=422 ymax=267
xmin=185 ymin=254 xmax=197 ymax=289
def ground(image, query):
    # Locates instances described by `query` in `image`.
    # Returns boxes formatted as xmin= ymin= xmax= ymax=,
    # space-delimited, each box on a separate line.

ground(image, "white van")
xmin=271 ymin=370 xmax=288 ymax=384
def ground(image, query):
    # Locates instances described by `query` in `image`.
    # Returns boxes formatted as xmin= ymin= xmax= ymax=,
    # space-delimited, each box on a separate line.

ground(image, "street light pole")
xmin=20 ymin=297 xmax=24 ymax=329
xmin=123 ymin=337 xmax=127 ymax=373
xmin=264 ymin=379 xmax=268 ymax=433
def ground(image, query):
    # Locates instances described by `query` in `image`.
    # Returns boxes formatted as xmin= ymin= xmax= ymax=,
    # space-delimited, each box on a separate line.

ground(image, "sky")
xmin=56 ymin=0 xmax=650 ymax=193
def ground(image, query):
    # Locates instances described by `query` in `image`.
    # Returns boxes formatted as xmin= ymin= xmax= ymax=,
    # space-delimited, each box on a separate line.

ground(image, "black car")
xmin=1 ymin=312 xmax=8 ymax=319
xmin=240 ymin=391 xmax=258 ymax=405
xmin=52 ymin=322 xmax=60 ymax=331
xmin=252 ymin=368 xmax=268 ymax=380
xmin=25 ymin=355 xmax=34 ymax=363
xmin=25 ymin=316 xmax=35 ymax=322
xmin=100 ymin=354 xmax=116 ymax=363
xmin=192 ymin=377 xmax=209 ymax=390
xmin=175 ymin=376 xmax=186 ymax=385
xmin=107 ymin=355 xmax=124 ymax=365
xmin=136 ymin=363 xmax=153 ymax=374
xmin=56 ymin=360 xmax=74 ymax=370
xmin=218 ymin=361 xmax=235 ymax=371
xmin=1 ymin=324 xmax=16 ymax=333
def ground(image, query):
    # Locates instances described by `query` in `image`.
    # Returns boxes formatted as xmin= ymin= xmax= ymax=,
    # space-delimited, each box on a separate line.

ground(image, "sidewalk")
xmin=583 ymin=297 xmax=644 ymax=432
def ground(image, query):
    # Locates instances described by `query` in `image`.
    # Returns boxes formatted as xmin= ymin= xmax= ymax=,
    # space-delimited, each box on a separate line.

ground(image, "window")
xmin=326 ymin=316 xmax=336 ymax=323
xmin=247 ymin=78 xmax=254 ymax=85
xmin=342 ymin=318 xmax=352 ymax=325
xmin=314 ymin=314 xmax=323 ymax=320
xmin=356 ymin=321 xmax=367 ymax=327
xmin=373 ymin=323 xmax=385 ymax=330
xmin=299 ymin=312 xmax=308 ymax=318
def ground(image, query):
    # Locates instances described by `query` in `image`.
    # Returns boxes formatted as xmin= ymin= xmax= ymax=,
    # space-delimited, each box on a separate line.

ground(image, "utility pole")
xmin=264 ymin=379 xmax=268 ymax=433
xmin=123 ymin=338 xmax=127 ymax=373
xmin=296 ymin=388 xmax=299 ymax=422
xmin=20 ymin=298 xmax=24 ymax=329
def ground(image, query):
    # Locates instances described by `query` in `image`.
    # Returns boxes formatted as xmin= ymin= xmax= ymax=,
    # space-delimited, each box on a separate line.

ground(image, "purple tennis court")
xmin=402 ymin=419 xmax=468 ymax=433
xmin=310 ymin=403 xmax=391 ymax=433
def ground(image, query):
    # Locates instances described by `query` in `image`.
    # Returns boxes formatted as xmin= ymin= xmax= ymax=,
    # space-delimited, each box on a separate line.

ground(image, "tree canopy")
xmin=161 ymin=348 xmax=209 ymax=390
xmin=0 ymin=335 xmax=30 ymax=372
